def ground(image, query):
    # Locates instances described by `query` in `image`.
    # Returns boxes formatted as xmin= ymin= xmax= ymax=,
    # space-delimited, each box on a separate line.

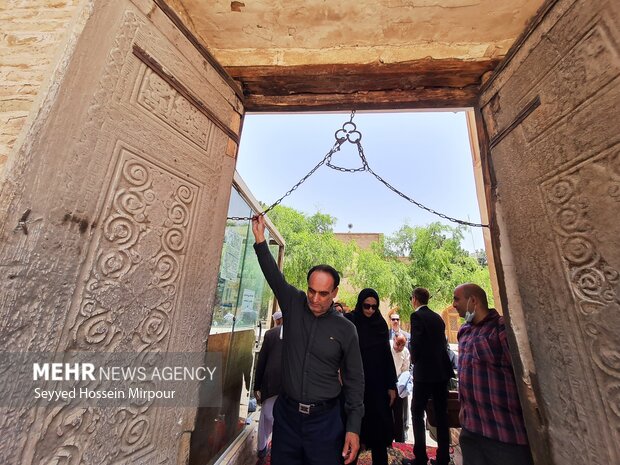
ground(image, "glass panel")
xmin=234 ymin=229 xmax=273 ymax=331
xmin=234 ymin=227 xmax=276 ymax=422
xmin=211 ymin=190 xmax=252 ymax=333
xmin=189 ymin=186 xmax=280 ymax=465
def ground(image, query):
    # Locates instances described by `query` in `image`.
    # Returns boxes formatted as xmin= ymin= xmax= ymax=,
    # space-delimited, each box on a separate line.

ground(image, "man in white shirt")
xmin=391 ymin=333 xmax=411 ymax=442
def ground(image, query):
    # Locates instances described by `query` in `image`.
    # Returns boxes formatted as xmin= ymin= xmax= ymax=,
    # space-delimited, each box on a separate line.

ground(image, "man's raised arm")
xmin=251 ymin=214 xmax=297 ymax=309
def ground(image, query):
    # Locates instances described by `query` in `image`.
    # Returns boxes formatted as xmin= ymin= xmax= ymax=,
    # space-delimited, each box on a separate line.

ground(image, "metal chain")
xmin=228 ymin=111 xmax=490 ymax=228
xmin=364 ymin=158 xmax=489 ymax=228
xmin=227 ymin=142 xmax=343 ymax=221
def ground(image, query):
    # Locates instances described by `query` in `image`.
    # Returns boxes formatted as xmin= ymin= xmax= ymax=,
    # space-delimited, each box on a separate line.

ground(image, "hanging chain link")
xmin=227 ymin=142 xmax=343 ymax=221
xmin=228 ymin=111 xmax=490 ymax=228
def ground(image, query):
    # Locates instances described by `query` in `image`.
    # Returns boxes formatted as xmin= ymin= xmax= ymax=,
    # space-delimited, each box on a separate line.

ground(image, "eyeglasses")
xmin=362 ymin=303 xmax=379 ymax=310
xmin=391 ymin=318 xmax=400 ymax=322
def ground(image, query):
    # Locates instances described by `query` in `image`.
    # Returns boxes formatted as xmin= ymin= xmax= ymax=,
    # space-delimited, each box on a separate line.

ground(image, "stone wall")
xmin=167 ymin=0 xmax=545 ymax=66
xmin=0 ymin=1 xmax=243 ymax=463
xmin=480 ymin=0 xmax=620 ymax=463
xmin=0 ymin=0 xmax=81 ymax=173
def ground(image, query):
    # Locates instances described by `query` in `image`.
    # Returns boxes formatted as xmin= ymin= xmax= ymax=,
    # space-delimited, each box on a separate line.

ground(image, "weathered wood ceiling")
xmin=164 ymin=0 xmax=547 ymax=110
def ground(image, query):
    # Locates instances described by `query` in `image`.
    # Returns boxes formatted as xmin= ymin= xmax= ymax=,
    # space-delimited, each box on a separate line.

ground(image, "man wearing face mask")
xmin=452 ymin=284 xmax=534 ymax=465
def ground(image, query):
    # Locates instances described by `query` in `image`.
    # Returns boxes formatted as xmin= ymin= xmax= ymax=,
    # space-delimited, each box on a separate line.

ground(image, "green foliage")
xmin=266 ymin=206 xmax=493 ymax=321
xmin=384 ymin=222 xmax=493 ymax=319
xmin=267 ymin=205 xmax=356 ymax=290
xmin=346 ymin=239 xmax=411 ymax=310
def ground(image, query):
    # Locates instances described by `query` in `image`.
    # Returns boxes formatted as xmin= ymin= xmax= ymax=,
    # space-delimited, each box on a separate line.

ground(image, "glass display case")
xmin=190 ymin=174 xmax=284 ymax=465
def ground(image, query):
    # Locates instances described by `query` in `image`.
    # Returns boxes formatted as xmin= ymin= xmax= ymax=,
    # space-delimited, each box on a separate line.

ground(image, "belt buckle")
xmin=298 ymin=403 xmax=312 ymax=414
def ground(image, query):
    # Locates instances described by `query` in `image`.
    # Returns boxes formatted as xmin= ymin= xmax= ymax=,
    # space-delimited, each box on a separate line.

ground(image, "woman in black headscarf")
xmin=345 ymin=288 xmax=397 ymax=465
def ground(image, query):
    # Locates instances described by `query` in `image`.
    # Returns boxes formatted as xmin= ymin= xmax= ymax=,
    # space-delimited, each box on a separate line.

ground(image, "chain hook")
xmin=334 ymin=111 xmax=362 ymax=145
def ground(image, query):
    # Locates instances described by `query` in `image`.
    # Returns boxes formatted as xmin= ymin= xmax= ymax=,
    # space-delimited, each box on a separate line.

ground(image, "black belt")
xmin=281 ymin=394 xmax=339 ymax=415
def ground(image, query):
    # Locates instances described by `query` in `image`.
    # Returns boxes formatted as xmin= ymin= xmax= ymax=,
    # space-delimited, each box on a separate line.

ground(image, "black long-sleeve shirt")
xmin=254 ymin=240 xmax=365 ymax=434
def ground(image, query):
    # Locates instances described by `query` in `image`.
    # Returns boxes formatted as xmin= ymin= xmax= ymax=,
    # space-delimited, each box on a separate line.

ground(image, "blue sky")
xmin=236 ymin=111 xmax=484 ymax=252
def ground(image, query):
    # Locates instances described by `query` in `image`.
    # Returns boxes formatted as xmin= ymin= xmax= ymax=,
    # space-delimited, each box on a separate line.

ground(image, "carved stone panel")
xmin=540 ymin=145 xmax=620 ymax=456
xmin=70 ymin=145 xmax=200 ymax=353
xmin=0 ymin=1 xmax=241 ymax=464
xmin=135 ymin=68 xmax=215 ymax=152
xmin=479 ymin=0 xmax=620 ymax=464
xmin=28 ymin=147 xmax=202 ymax=465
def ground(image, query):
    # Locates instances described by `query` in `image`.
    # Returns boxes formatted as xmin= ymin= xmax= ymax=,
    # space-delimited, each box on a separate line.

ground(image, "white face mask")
xmin=465 ymin=298 xmax=475 ymax=323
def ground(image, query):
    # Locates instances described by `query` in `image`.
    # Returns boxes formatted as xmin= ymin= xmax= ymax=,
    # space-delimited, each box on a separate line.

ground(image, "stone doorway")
xmin=1 ymin=0 xmax=618 ymax=464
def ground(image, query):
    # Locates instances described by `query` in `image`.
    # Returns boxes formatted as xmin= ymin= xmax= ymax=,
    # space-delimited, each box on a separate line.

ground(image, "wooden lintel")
xmin=225 ymin=58 xmax=500 ymax=100
xmin=242 ymin=86 xmax=479 ymax=112
xmin=225 ymin=59 xmax=499 ymax=80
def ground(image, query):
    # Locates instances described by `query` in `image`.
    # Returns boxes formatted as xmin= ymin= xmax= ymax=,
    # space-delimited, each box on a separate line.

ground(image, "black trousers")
xmin=412 ymin=381 xmax=450 ymax=465
xmin=271 ymin=396 xmax=345 ymax=465
xmin=459 ymin=428 xmax=534 ymax=465
xmin=392 ymin=395 xmax=405 ymax=443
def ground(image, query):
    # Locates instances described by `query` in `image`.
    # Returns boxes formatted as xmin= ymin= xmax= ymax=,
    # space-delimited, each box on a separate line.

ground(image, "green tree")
xmin=267 ymin=205 xmax=356 ymax=290
xmin=347 ymin=238 xmax=412 ymax=309
xmin=266 ymin=207 xmax=493 ymax=320
xmin=384 ymin=222 xmax=493 ymax=319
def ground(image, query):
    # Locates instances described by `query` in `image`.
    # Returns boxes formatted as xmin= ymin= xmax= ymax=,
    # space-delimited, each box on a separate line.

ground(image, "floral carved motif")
xmin=542 ymin=147 xmax=620 ymax=428
xmin=38 ymin=148 xmax=200 ymax=464
xmin=72 ymin=149 xmax=198 ymax=352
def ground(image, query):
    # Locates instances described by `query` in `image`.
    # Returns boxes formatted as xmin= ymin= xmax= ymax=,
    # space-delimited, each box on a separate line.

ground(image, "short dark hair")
xmin=307 ymin=265 xmax=340 ymax=289
xmin=412 ymin=287 xmax=430 ymax=305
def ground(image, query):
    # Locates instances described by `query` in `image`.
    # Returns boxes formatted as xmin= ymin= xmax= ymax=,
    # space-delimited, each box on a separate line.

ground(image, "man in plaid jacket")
xmin=452 ymin=284 xmax=534 ymax=465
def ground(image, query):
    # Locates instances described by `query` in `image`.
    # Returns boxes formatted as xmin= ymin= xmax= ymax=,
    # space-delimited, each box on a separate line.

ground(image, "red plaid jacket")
xmin=457 ymin=310 xmax=529 ymax=445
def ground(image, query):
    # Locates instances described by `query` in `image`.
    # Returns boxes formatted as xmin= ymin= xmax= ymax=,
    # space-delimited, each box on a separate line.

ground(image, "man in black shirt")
xmin=252 ymin=214 xmax=364 ymax=465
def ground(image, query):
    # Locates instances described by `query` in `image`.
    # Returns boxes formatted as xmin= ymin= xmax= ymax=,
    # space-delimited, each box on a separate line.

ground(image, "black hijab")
xmin=347 ymin=288 xmax=390 ymax=350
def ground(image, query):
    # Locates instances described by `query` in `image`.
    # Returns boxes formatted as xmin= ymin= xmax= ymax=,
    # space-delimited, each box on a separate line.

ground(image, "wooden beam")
xmin=227 ymin=59 xmax=498 ymax=93
xmin=241 ymin=86 xmax=479 ymax=112
xmin=225 ymin=58 xmax=497 ymax=111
